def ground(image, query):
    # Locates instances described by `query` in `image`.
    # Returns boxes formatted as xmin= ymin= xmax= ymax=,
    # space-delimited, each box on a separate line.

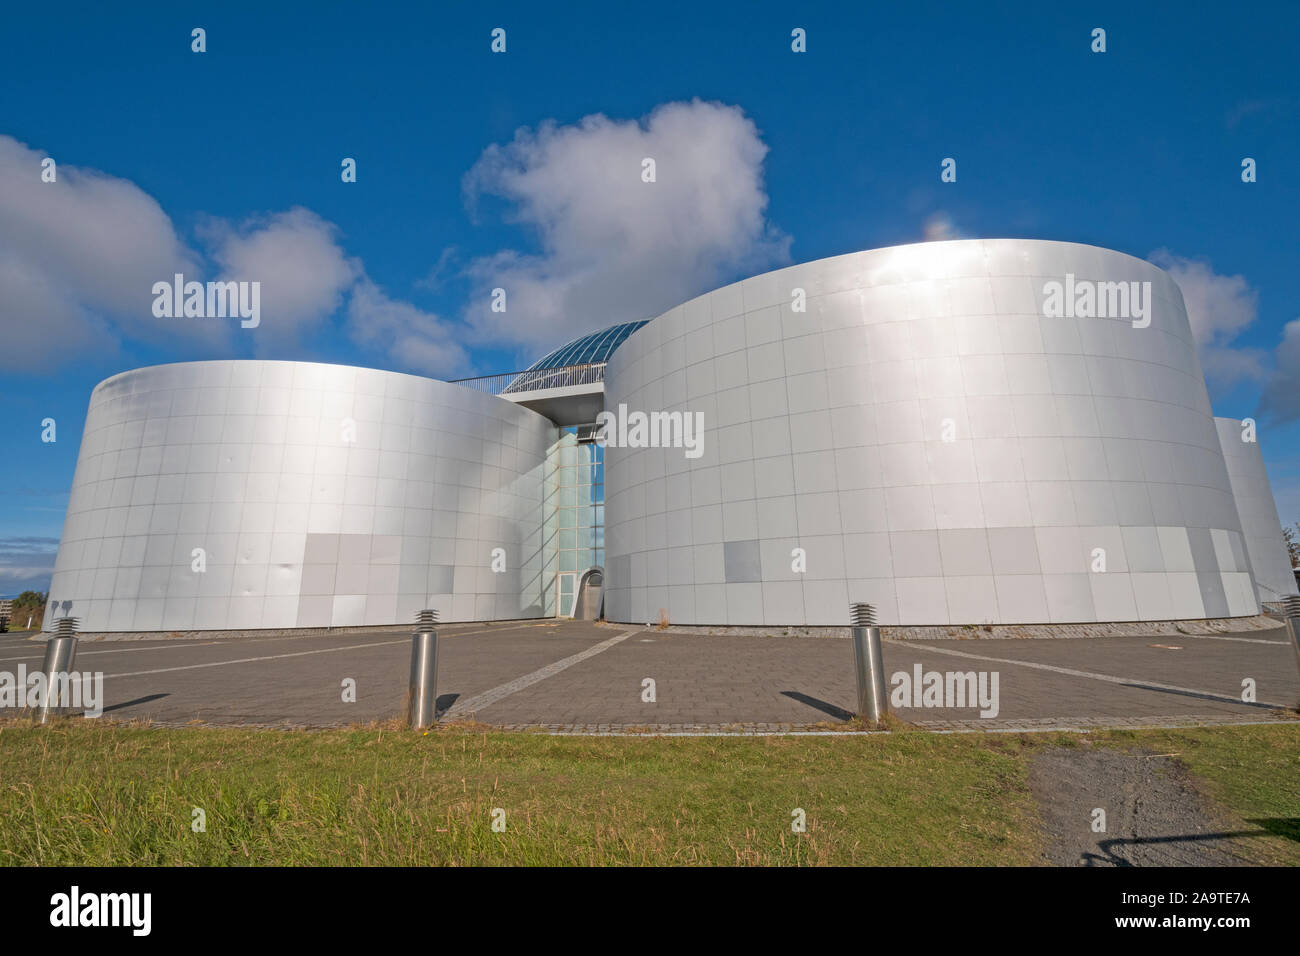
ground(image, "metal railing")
xmin=449 ymin=362 xmax=607 ymax=396
xmin=1285 ymin=596 xmax=1300 ymax=682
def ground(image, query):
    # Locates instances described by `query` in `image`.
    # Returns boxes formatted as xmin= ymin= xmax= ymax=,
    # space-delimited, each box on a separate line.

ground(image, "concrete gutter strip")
xmin=22 ymin=613 xmax=1284 ymax=643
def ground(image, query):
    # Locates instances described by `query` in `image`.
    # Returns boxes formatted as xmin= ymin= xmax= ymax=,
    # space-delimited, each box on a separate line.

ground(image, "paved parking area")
xmin=1 ymin=620 xmax=1296 ymax=732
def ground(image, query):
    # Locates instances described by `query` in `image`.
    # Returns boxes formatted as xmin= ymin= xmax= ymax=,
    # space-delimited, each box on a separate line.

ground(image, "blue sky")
xmin=2 ymin=1 xmax=1297 ymax=595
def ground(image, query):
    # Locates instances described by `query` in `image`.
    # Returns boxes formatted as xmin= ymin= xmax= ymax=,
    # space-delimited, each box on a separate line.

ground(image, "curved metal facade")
xmin=602 ymin=239 xmax=1260 ymax=626
xmin=48 ymin=240 xmax=1287 ymax=632
xmin=1214 ymin=416 xmax=1298 ymax=602
xmin=47 ymin=360 xmax=554 ymax=631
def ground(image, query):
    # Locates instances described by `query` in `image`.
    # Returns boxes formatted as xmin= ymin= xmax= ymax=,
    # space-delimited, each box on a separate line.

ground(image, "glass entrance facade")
xmin=543 ymin=426 xmax=605 ymax=616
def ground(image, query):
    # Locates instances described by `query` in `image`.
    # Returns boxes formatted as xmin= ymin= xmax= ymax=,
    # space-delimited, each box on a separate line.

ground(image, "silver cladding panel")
xmin=1214 ymin=416 xmax=1298 ymax=601
xmin=602 ymin=239 xmax=1260 ymax=625
xmin=47 ymin=360 xmax=555 ymax=631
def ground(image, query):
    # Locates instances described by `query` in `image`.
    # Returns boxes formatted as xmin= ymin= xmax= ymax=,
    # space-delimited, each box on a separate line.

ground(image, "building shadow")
xmin=1246 ymin=816 xmax=1300 ymax=843
xmin=1081 ymin=821 xmax=1298 ymax=866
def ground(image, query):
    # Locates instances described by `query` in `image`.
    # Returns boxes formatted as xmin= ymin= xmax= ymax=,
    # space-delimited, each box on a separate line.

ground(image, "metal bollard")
xmin=39 ymin=617 xmax=80 ymax=724
xmin=1285 ymin=596 xmax=1300 ymax=676
xmin=850 ymin=603 xmax=889 ymax=724
xmin=408 ymin=609 xmax=439 ymax=729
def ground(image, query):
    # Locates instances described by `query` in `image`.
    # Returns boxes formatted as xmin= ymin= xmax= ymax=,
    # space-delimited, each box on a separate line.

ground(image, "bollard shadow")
xmin=102 ymin=693 xmax=169 ymax=714
xmin=1116 ymin=680 xmax=1277 ymax=710
xmin=435 ymin=692 xmax=460 ymax=715
xmin=780 ymin=691 xmax=854 ymax=722
xmin=1081 ymin=826 xmax=1282 ymax=866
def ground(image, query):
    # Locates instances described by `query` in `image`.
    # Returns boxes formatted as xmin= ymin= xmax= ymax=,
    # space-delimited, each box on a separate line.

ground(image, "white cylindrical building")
xmin=1214 ymin=416 xmax=1298 ymax=602
xmin=46 ymin=360 xmax=554 ymax=631
xmin=602 ymin=239 xmax=1260 ymax=625
xmin=47 ymin=240 xmax=1288 ymax=632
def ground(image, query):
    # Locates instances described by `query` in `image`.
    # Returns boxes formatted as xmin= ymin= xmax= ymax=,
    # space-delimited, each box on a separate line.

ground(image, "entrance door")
xmin=574 ymin=568 xmax=603 ymax=620
xmin=556 ymin=572 xmax=577 ymax=618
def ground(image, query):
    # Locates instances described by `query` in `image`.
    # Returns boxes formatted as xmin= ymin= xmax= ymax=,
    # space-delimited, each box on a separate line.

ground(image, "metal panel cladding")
xmin=602 ymin=239 xmax=1261 ymax=626
xmin=46 ymin=360 xmax=554 ymax=631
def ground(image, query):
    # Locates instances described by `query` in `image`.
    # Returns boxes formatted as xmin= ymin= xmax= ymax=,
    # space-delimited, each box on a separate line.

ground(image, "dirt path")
xmin=1028 ymin=746 xmax=1256 ymax=866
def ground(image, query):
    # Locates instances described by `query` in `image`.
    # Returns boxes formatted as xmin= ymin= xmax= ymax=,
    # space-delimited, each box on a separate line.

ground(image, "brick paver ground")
xmin=1 ymin=620 xmax=1296 ymax=732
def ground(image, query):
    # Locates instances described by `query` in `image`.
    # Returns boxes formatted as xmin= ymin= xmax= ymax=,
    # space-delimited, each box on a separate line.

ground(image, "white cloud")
xmin=0 ymin=134 xmax=205 ymax=369
xmin=1148 ymin=249 xmax=1268 ymax=388
xmin=922 ymin=212 xmax=963 ymax=241
xmin=461 ymin=99 xmax=790 ymax=356
xmin=0 ymin=249 xmax=117 ymax=369
xmin=346 ymin=278 xmax=467 ymax=377
xmin=1147 ymin=250 xmax=1300 ymax=426
xmin=2 ymin=105 xmax=789 ymax=377
xmin=0 ymin=535 xmax=58 ymax=594
xmin=1260 ymin=317 xmax=1300 ymax=423
xmin=0 ymin=137 xmax=373 ymax=370
xmin=202 ymin=207 xmax=360 ymax=348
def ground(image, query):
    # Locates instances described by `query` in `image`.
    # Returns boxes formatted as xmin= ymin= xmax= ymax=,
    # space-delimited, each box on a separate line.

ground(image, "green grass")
xmin=1 ymin=720 xmax=1296 ymax=866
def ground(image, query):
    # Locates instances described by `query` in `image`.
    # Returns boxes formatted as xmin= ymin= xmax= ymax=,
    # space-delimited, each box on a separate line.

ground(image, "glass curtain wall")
xmin=543 ymin=426 xmax=605 ymax=616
